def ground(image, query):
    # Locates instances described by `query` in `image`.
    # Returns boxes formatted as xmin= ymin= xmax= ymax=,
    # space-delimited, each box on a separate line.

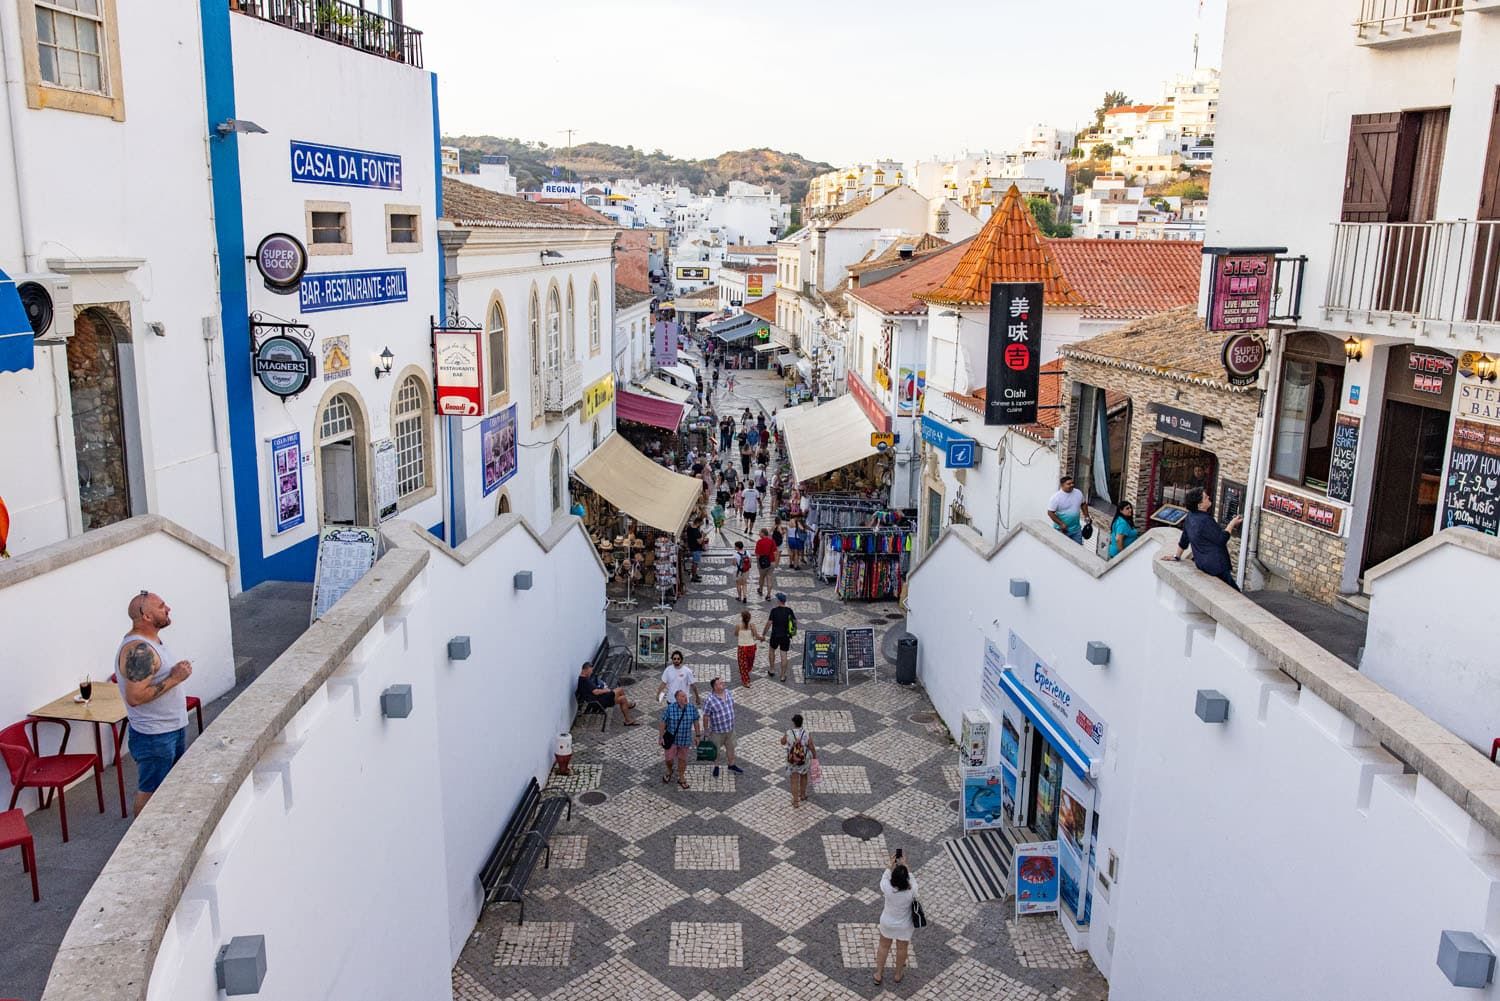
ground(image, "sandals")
xmin=662 ymin=773 xmax=673 ymax=784
xmin=873 ymin=974 xmax=883 ymax=985
xmin=678 ymin=779 xmax=691 ymax=789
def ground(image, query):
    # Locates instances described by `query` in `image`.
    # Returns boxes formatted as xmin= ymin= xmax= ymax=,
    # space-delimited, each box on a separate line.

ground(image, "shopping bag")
xmin=696 ymin=738 xmax=719 ymax=761
xmin=808 ymin=757 xmax=822 ymax=785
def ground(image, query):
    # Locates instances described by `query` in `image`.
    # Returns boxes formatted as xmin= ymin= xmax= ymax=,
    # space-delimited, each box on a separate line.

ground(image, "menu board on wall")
xmin=373 ymin=439 xmax=399 ymax=522
xmin=310 ymin=526 xmax=379 ymax=622
xmin=1441 ymin=419 xmax=1500 ymax=537
xmin=1325 ymin=414 xmax=1361 ymax=505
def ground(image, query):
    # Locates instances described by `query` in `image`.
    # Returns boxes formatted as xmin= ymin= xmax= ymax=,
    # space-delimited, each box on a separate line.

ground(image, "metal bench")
xmin=574 ymin=637 xmax=634 ymax=732
xmin=478 ymin=777 xmax=572 ymax=925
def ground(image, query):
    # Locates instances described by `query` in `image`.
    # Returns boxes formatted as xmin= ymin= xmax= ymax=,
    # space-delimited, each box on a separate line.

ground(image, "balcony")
xmin=543 ymin=359 xmax=583 ymax=414
xmin=1323 ymin=220 xmax=1500 ymax=342
xmin=235 ymin=0 xmax=424 ymax=67
xmin=1354 ymin=0 xmax=1463 ymax=45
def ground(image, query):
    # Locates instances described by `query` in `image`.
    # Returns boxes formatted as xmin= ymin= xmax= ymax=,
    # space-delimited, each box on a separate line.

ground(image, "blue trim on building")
xmin=431 ymin=71 xmax=456 ymax=545
xmin=999 ymin=669 xmax=1093 ymax=780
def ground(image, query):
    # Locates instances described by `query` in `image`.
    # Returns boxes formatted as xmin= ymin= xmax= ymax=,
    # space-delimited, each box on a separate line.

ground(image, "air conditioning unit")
xmin=16 ymin=273 xmax=74 ymax=343
xmin=543 ymin=360 xmax=582 ymax=414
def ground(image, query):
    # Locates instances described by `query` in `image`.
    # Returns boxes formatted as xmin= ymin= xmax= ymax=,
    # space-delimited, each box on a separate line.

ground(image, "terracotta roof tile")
xmin=1046 ymin=239 xmax=1203 ymax=319
xmin=1059 ymin=305 xmax=1250 ymax=392
xmin=744 ymin=293 xmax=776 ymax=322
xmin=847 ymin=233 xmax=952 ymax=275
xmin=443 ymin=180 xmax=615 ymax=229
xmin=1104 ymin=104 xmax=1156 ymax=116
xmin=944 ymin=358 xmax=1067 ymax=442
xmin=615 ymin=284 xmax=652 ymax=309
xmin=919 ymin=185 xmax=1089 ymax=308
xmin=846 ymin=241 xmax=974 ymax=316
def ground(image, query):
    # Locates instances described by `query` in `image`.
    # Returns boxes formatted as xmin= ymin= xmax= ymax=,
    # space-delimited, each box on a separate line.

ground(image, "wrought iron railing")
xmin=1268 ymin=254 xmax=1308 ymax=326
xmin=1323 ymin=220 xmax=1500 ymax=337
xmin=235 ymin=0 xmax=423 ymax=67
xmin=1355 ymin=0 xmax=1463 ymax=42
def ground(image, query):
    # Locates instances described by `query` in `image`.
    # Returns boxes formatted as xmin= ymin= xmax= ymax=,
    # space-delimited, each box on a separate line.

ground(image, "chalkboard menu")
xmin=1441 ymin=419 xmax=1500 ymax=537
xmin=844 ymin=627 xmax=877 ymax=681
xmin=802 ymin=629 xmax=842 ymax=683
xmin=1325 ymin=414 xmax=1360 ymax=504
xmin=311 ymin=526 xmax=379 ymax=622
xmin=1219 ymin=479 xmax=1247 ymax=523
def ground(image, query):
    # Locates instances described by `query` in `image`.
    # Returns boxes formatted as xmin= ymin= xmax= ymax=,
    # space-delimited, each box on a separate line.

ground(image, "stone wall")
xmin=66 ymin=306 xmax=132 ymax=530
xmin=1255 ymin=508 xmax=1347 ymax=602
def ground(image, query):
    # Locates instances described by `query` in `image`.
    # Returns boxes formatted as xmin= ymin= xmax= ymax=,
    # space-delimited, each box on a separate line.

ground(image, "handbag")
xmin=696 ymin=738 xmax=719 ymax=761
xmin=660 ymin=728 xmax=674 ymax=750
xmin=808 ymin=757 xmax=822 ymax=785
xmin=909 ymin=897 xmax=928 ymax=930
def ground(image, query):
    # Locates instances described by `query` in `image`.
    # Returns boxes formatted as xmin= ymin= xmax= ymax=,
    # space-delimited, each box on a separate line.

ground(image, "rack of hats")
xmin=825 ymin=527 xmax=912 ymax=601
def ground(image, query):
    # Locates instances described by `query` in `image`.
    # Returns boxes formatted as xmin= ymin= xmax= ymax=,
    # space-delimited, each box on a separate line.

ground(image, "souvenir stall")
xmin=824 ymin=524 xmax=913 ymax=601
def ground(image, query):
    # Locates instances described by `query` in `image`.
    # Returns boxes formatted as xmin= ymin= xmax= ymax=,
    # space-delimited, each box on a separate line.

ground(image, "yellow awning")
xmin=641 ymin=377 xmax=693 ymax=404
xmin=574 ymin=433 xmax=701 ymax=534
xmin=780 ymin=394 xmax=881 ymax=483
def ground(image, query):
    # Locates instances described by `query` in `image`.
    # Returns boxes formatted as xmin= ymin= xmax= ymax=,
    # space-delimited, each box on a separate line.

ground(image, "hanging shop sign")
xmin=847 ymin=370 xmax=893 ymax=433
xmin=582 ymin=373 xmax=615 ymax=422
xmin=898 ymin=367 xmax=926 ymax=415
xmin=373 ymin=439 xmax=399 ymax=522
xmin=480 ymin=405 xmax=518 ymax=497
xmin=1261 ymin=484 xmax=1344 ymax=535
xmin=250 ymin=316 xmax=315 ymax=398
xmin=1008 ymin=630 xmax=1108 ymax=755
xmin=300 ymin=268 xmax=408 ymax=313
xmin=985 ymin=281 xmax=1043 ymax=426
xmin=802 ymin=628 xmax=842 ymax=682
xmin=433 ymin=326 xmax=484 ymax=416
xmin=1152 ymin=404 xmax=1204 ymax=443
xmin=1325 ymin=414 xmax=1361 ymax=505
xmin=1014 ymin=841 xmax=1061 ymax=917
xmin=653 ymin=320 xmax=679 ymax=367
xmin=962 ymin=765 xmax=1007 ymax=831
xmin=1220 ymin=332 xmax=1268 ymax=386
xmin=1441 ymin=418 xmax=1500 ymax=537
xmin=321 ymin=334 xmax=351 ymax=381
xmin=870 ymin=431 xmax=896 ymax=451
xmin=1207 ymin=253 xmax=1274 ymax=331
xmin=270 ymin=432 xmax=304 ymax=534
xmin=310 ymin=525 xmax=378 ymax=622
xmin=255 ymin=233 xmax=308 ymax=293
xmin=747 ymin=273 xmax=764 ymax=298
xmin=945 ymin=439 xmax=977 ymax=469
xmin=637 ymin=613 xmax=669 ymax=667
xmin=1457 ymin=380 xmax=1500 ymax=426
xmin=290 ymin=140 xmax=402 ymax=190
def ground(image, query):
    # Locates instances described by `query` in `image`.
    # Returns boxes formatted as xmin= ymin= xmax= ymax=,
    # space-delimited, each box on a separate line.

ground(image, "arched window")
xmin=589 ymin=279 xmax=601 ymax=355
xmin=486 ymin=297 xmax=507 ymax=404
xmin=592 ymin=418 xmax=600 ymax=450
xmin=566 ymin=280 xmax=577 ymax=360
xmin=317 ymin=389 xmax=370 ymax=526
xmin=550 ymin=445 xmax=564 ymax=513
xmin=529 ymin=285 xmax=542 ymax=420
xmin=546 ymin=284 xmax=562 ymax=370
xmin=392 ymin=374 xmax=431 ymax=498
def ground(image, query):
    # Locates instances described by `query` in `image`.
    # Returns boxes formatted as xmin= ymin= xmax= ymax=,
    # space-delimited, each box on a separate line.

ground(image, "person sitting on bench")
xmin=577 ymin=663 xmax=640 ymax=725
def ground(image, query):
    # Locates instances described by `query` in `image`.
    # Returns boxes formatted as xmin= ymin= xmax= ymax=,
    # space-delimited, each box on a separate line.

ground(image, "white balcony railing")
xmin=1354 ymin=0 xmax=1463 ymax=43
xmin=543 ymin=358 xmax=583 ymax=413
xmin=1323 ymin=220 xmax=1500 ymax=340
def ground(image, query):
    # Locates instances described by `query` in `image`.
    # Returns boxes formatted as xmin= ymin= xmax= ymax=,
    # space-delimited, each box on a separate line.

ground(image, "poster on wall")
xmin=373 ymin=439 xmax=398 ymax=522
xmin=981 ymin=639 xmax=1007 ymax=721
xmin=962 ymin=766 xmax=1008 ymax=831
xmin=897 ymin=367 xmax=928 ymax=415
xmin=1014 ymin=841 xmax=1061 ymax=916
xmin=310 ymin=526 xmax=378 ymax=622
xmin=1057 ymin=767 xmax=1095 ymax=924
xmin=653 ymin=320 xmax=679 ymax=367
xmin=481 ymin=405 xmax=518 ymax=497
xmin=270 ymin=432 xmax=304 ymax=534
xmin=433 ymin=327 xmax=484 ymax=416
xmin=636 ymin=613 xmax=668 ymax=667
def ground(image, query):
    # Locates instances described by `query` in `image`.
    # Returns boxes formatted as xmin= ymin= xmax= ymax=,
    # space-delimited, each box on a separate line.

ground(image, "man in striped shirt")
xmin=702 ymin=677 xmax=742 ymax=778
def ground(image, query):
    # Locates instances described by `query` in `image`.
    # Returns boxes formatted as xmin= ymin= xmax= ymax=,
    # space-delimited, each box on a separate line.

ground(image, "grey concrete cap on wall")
xmin=514 ymin=570 xmax=534 ymax=590
xmin=448 ymin=635 xmax=472 ymax=661
xmin=216 ymin=935 xmax=267 ymax=995
xmin=1085 ymin=641 xmax=1110 ymax=666
xmin=381 ymin=684 xmax=414 ymax=719
xmin=1195 ymin=689 xmax=1229 ymax=724
xmin=1437 ymin=930 xmax=1495 ymax=988
xmin=1008 ymin=578 xmax=1029 ymax=597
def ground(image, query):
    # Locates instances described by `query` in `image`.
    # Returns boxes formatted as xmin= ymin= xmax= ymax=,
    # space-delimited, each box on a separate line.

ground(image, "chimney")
xmin=897 ymin=244 xmax=915 ymax=260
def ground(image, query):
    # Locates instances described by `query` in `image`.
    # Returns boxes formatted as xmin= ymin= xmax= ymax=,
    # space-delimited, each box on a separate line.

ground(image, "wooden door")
xmin=1470 ymin=88 xmax=1500 ymax=323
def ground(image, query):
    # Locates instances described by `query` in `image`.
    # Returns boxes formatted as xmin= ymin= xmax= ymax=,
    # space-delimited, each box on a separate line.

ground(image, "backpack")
xmin=737 ymin=553 xmax=751 ymax=574
xmin=786 ymin=729 xmax=808 ymax=767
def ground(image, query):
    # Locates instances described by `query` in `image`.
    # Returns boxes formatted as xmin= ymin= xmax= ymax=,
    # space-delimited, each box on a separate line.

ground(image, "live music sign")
xmin=985 ymin=282 xmax=1043 ymax=426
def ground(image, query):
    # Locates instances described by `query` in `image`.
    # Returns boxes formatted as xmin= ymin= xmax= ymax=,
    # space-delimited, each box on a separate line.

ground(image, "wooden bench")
xmin=574 ymin=637 xmax=635 ymax=732
xmin=478 ymin=777 xmax=572 ymax=925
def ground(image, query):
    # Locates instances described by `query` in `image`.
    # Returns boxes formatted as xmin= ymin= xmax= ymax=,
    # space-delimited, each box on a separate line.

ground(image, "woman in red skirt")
xmin=734 ymin=609 xmax=764 ymax=687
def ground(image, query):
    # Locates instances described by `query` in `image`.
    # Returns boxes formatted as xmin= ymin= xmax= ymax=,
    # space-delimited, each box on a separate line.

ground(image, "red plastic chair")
xmin=1 ymin=720 xmax=104 ymax=842
xmin=108 ymin=674 xmax=203 ymax=734
xmin=0 ymin=807 xmax=38 ymax=902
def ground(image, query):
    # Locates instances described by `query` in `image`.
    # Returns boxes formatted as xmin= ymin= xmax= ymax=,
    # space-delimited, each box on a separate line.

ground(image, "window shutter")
xmin=1479 ymin=88 xmax=1500 ymax=222
xmin=1341 ymin=113 xmax=1419 ymax=222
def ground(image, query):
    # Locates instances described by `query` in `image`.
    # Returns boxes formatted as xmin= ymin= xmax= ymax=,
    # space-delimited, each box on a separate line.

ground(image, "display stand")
xmin=605 ymin=554 xmax=632 ymax=611
xmin=844 ymin=627 xmax=877 ymax=683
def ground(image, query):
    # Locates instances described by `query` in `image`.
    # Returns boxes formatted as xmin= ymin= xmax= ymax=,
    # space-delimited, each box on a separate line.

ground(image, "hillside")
xmin=442 ymin=136 xmax=833 ymax=203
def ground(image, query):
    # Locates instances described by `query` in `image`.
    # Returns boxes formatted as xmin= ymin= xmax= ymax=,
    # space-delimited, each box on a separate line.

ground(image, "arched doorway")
xmin=67 ymin=307 xmax=142 ymax=530
xmin=496 ymin=492 xmax=511 ymax=516
xmin=316 ymin=388 xmax=371 ymax=525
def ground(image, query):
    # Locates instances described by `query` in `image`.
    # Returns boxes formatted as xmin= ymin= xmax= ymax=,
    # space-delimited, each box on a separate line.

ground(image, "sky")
xmin=423 ymin=0 xmax=1227 ymax=168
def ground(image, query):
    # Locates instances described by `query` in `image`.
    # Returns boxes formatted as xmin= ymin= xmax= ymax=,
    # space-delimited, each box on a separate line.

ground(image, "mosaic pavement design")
xmin=455 ymin=388 xmax=1106 ymax=1000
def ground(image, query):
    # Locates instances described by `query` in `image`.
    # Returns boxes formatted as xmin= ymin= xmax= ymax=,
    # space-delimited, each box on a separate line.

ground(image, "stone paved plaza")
xmin=452 ymin=536 xmax=1108 ymax=1001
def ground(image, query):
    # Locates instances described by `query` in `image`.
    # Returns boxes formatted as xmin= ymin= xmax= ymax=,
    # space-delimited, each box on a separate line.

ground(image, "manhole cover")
xmin=578 ymin=791 xmax=608 ymax=806
xmin=908 ymin=711 xmax=937 ymax=724
xmin=948 ymin=798 xmax=961 ymax=812
xmin=868 ymin=618 xmax=887 ymax=625
xmin=885 ymin=614 xmax=905 ymax=622
xmin=842 ymin=815 xmax=884 ymax=840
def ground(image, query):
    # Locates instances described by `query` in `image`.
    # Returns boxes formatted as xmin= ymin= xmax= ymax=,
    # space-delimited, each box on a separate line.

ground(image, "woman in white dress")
xmin=874 ymin=850 xmax=917 ymax=984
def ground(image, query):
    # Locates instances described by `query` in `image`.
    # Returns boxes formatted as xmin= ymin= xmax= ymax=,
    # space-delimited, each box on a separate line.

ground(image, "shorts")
xmin=706 ymin=731 xmax=736 ymax=759
xmin=691 ymin=550 xmax=703 ymax=566
xmin=758 ymin=566 xmax=774 ymax=588
xmin=744 ymin=510 xmax=758 ymax=525
xmin=663 ymin=744 xmax=692 ymax=765
xmin=788 ymin=537 xmax=806 ymax=551
xmin=769 ymin=634 xmax=791 ymax=652
xmin=587 ymin=692 xmax=617 ymax=709
xmin=129 ymin=725 xmax=187 ymax=794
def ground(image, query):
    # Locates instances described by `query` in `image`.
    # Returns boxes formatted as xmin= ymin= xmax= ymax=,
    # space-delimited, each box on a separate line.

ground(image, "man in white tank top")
xmin=116 ymin=591 xmax=193 ymax=816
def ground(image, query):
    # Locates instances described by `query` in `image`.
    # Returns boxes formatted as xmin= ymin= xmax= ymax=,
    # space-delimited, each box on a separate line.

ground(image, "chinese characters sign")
xmin=1208 ymin=253 xmax=1274 ymax=331
xmin=985 ymin=282 xmax=1043 ymax=426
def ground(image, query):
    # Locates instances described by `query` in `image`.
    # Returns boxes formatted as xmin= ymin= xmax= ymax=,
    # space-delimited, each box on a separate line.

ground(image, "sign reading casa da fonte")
xmin=985 ymin=281 xmax=1044 ymax=426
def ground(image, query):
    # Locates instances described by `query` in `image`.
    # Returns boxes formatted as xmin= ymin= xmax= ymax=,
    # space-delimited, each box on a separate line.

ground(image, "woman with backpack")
xmin=732 ymin=609 xmax=763 ymax=687
xmin=732 ymin=541 xmax=751 ymax=603
xmin=779 ymin=712 xmax=817 ymax=808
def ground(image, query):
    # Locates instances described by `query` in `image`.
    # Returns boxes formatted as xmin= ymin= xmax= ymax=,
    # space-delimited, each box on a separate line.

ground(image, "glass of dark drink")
xmin=79 ymin=675 xmax=92 ymax=703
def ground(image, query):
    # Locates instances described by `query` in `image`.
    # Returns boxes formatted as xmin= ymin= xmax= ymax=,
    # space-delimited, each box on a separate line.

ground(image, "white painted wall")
xmin=0 ymin=519 xmax=235 ymax=810
xmin=907 ymin=522 xmax=1500 ymax=997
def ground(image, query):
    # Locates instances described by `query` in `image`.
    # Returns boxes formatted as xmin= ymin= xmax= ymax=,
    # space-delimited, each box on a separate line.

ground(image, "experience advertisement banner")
xmin=1008 ymin=630 xmax=1107 ymax=760
xmin=962 ymin=766 xmax=1007 ymax=831
xmin=985 ymin=282 xmax=1043 ymax=426
xmin=1014 ymin=841 xmax=1060 ymax=916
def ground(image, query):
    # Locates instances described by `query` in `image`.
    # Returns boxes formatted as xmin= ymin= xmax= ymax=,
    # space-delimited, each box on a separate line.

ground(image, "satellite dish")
xmin=18 ymin=281 xmax=54 ymax=337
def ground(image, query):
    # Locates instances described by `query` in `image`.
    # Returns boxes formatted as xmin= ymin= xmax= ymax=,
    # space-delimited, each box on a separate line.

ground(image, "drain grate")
xmin=842 ymin=815 xmax=885 ymax=840
xmin=908 ymin=711 xmax=937 ymax=724
xmin=577 ymin=790 xmax=608 ymax=806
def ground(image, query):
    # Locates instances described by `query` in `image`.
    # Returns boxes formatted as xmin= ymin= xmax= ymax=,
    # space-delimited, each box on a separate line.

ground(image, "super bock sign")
xmin=985 ymin=282 xmax=1044 ymax=426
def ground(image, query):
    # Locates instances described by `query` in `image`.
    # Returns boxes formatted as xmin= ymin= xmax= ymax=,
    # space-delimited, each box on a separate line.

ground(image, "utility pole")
xmin=560 ymin=128 xmax=577 ymax=153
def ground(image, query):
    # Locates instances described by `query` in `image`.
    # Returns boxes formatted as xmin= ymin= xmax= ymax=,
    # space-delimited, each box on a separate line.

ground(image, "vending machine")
xmin=960 ymin=710 xmax=991 ymax=767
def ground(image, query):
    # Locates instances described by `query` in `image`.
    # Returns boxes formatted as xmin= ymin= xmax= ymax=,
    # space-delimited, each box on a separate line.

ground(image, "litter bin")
xmin=896 ymin=635 xmax=918 ymax=686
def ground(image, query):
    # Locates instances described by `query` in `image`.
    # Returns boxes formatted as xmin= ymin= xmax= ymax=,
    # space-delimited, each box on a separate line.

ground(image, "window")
xmin=1270 ymin=334 xmax=1345 ymax=490
xmin=385 ymin=204 xmax=422 ymax=253
xmin=545 ymin=284 xmax=562 ymax=370
xmin=589 ymin=279 xmax=601 ymax=355
xmin=566 ymin=281 xmax=577 ymax=359
xmin=321 ymin=394 xmax=356 ymax=442
xmin=306 ymin=201 xmax=352 ymax=255
xmin=550 ymin=445 xmax=564 ymax=513
xmin=1071 ymin=383 xmax=1130 ymax=505
xmin=486 ymin=296 xmax=508 ymax=407
xmin=528 ymin=286 xmax=542 ymax=421
xmin=22 ymin=0 xmax=124 ymax=119
xmin=392 ymin=375 xmax=431 ymax=499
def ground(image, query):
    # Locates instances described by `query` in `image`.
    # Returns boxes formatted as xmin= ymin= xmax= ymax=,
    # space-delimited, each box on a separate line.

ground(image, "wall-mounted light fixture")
xmin=215 ymin=935 xmax=268 ymax=995
xmin=1475 ymin=354 xmax=1498 ymax=384
xmin=448 ymin=636 xmax=471 ymax=661
xmin=381 ymin=684 xmax=413 ymax=719
xmin=374 ymin=346 xmax=394 ymax=379
xmin=1195 ymin=689 xmax=1230 ymax=724
xmin=1437 ymin=930 xmax=1495 ymax=988
xmin=1342 ymin=337 xmax=1363 ymax=362
xmin=1008 ymin=578 xmax=1030 ymax=598
xmin=213 ymin=118 xmax=267 ymax=140
xmin=514 ymin=571 xmax=534 ymax=591
xmin=540 ymin=250 xmax=563 ymax=261
xmin=1085 ymin=641 xmax=1111 ymax=666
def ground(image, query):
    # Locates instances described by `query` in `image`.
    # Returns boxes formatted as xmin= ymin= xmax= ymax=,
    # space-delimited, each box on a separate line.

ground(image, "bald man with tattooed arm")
xmin=115 ymin=591 xmax=193 ymax=815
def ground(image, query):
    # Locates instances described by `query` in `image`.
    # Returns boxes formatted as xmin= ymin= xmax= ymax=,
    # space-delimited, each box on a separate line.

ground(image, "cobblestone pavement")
xmin=453 ymin=525 xmax=1109 ymax=999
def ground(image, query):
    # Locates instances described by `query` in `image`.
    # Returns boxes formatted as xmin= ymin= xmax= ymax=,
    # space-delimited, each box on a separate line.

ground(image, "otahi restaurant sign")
xmin=985 ymin=282 xmax=1043 ymax=426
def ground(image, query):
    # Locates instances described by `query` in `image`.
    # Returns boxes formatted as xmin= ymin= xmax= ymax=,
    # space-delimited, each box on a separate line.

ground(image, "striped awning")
xmin=0 ymin=268 xmax=35 ymax=374
xmin=998 ymin=669 xmax=1094 ymax=780
xmin=617 ymin=388 xmax=688 ymax=431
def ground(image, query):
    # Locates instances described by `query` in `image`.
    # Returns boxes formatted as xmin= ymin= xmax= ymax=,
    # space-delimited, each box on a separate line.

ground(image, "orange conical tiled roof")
xmin=919 ymin=185 xmax=1090 ymax=308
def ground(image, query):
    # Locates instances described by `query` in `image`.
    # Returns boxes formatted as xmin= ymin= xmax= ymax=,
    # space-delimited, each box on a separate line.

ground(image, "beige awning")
xmin=574 ymin=433 xmax=701 ymax=534
xmin=640 ymin=377 xmax=692 ymax=404
xmin=780 ymin=394 xmax=881 ymax=483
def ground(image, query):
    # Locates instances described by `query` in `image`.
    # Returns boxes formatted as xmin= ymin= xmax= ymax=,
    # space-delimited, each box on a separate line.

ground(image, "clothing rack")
xmin=808 ymin=495 xmax=889 ymax=531
xmin=816 ymin=528 xmax=913 ymax=599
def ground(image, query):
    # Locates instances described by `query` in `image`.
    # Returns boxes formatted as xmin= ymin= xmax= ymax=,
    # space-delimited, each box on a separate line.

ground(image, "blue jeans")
xmin=129 ymin=725 xmax=187 ymax=793
xmin=1054 ymin=521 xmax=1083 ymax=545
